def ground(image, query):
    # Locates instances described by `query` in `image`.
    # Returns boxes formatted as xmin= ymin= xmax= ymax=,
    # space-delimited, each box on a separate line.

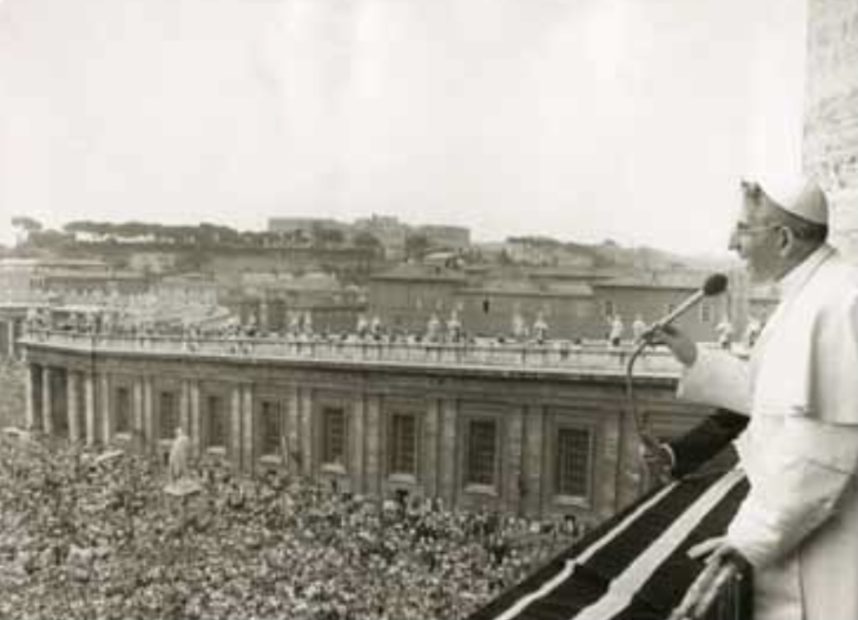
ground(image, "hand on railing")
xmin=669 ymin=538 xmax=749 ymax=620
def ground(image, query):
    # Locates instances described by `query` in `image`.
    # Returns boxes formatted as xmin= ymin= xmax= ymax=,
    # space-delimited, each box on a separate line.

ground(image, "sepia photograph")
xmin=1 ymin=0 xmax=857 ymax=618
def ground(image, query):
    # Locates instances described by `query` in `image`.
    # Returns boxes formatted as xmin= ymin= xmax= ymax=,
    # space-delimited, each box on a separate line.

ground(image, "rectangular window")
xmin=603 ymin=300 xmax=615 ymax=318
xmin=207 ymin=395 xmax=226 ymax=448
xmin=259 ymin=399 xmax=282 ymax=456
xmin=388 ymin=413 xmax=417 ymax=476
xmin=159 ymin=391 xmax=177 ymax=439
xmin=556 ymin=427 xmax=592 ymax=498
xmin=115 ymin=387 xmax=131 ymax=433
xmin=466 ymin=419 xmax=497 ymax=486
xmin=322 ymin=406 xmax=346 ymax=466
xmin=51 ymin=371 xmax=68 ymax=436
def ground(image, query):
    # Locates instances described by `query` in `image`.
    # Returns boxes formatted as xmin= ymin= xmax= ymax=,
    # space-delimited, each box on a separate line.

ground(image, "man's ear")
xmin=777 ymin=226 xmax=794 ymax=257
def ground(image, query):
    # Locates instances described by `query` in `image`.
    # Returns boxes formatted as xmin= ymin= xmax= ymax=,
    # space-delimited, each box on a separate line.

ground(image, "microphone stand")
xmin=625 ymin=336 xmax=671 ymax=490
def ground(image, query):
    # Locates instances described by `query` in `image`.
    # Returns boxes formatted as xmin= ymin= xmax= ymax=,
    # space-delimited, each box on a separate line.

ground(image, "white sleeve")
xmin=725 ymin=291 xmax=858 ymax=566
xmin=676 ymin=348 xmax=752 ymax=415
xmin=725 ymin=417 xmax=858 ymax=567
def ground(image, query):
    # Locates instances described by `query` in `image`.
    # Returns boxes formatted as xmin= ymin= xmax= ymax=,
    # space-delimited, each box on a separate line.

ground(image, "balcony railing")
xmin=20 ymin=330 xmax=687 ymax=377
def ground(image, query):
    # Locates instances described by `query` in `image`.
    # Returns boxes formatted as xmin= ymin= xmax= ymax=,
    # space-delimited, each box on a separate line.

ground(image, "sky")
xmin=0 ymin=0 xmax=808 ymax=255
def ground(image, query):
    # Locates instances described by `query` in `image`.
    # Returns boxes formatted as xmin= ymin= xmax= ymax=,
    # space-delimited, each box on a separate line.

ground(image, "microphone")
xmin=646 ymin=273 xmax=728 ymax=333
xmin=629 ymin=273 xmax=728 ymax=490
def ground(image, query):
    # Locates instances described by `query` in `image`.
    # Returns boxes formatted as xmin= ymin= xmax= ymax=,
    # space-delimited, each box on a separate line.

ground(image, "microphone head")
xmin=702 ymin=273 xmax=728 ymax=296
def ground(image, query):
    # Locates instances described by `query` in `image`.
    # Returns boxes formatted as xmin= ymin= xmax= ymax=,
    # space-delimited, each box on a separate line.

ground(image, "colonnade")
xmin=0 ymin=317 xmax=23 ymax=360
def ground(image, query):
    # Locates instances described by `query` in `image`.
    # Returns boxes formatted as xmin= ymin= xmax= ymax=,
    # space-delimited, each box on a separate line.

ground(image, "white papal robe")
xmin=677 ymin=244 xmax=858 ymax=620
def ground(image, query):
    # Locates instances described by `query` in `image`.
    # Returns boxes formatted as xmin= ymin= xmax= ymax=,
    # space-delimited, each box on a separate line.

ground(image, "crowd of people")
xmin=0 ymin=434 xmax=580 ymax=620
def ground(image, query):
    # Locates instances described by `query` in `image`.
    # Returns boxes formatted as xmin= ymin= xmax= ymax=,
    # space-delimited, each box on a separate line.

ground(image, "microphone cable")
xmin=624 ymin=272 xmax=728 ymax=485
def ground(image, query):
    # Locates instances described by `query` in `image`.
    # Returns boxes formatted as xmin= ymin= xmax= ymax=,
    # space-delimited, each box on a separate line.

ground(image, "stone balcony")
xmin=20 ymin=329 xmax=687 ymax=378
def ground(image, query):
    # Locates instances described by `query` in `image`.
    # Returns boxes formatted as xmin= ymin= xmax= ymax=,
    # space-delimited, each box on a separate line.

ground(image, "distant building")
xmin=128 ymin=251 xmax=177 ymax=274
xmin=416 ymin=225 xmax=470 ymax=252
xmin=0 ymin=259 xmax=42 ymax=302
xmin=206 ymin=247 xmax=378 ymax=288
xmin=267 ymin=217 xmax=347 ymax=235
xmin=156 ymin=272 xmax=220 ymax=306
xmin=458 ymin=280 xmax=596 ymax=339
xmin=368 ymin=263 xmax=467 ymax=333
xmin=0 ymin=257 xmax=147 ymax=302
xmin=504 ymin=238 xmax=597 ymax=268
xmin=228 ymin=271 xmax=365 ymax=334
xmin=368 ymin=261 xmax=736 ymax=342
xmin=72 ymin=231 xmax=158 ymax=244
xmin=353 ymin=215 xmax=409 ymax=260
xmin=592 ymin=271 xmax=729 ymax=342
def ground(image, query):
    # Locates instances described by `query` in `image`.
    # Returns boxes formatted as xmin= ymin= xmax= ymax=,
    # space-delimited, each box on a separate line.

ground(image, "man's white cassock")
xmin=678 ymin=244 xmax=858 ymax=620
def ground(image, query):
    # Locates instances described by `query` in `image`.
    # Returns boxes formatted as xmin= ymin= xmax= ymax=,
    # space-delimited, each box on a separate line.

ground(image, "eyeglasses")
xmin=732 ymin=223 xmax=781 ymax=238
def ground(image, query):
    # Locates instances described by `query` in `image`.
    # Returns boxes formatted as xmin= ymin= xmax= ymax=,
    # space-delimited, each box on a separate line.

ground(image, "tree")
xmin=353 ymin=231 xmax=382 ymax=250
xmin=11 ymin=216 xmax=43 ymax=245
xmin=405 ymin=233 xmax=430 ymax=260
xmin=11 ymin=216 xmax=42 ymax=232
xmin=28 ymin=229 xmax=72 ymax=250
xmin=311 ymin=224 xmax=345 ymax=247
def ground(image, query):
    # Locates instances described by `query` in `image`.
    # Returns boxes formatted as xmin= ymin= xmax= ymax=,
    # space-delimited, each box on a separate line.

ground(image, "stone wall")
xmin=804 ymin=0 xmax=858 ymax=255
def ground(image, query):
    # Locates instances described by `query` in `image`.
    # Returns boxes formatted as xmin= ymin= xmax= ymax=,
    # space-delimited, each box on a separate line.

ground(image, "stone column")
xmin=84 ymin=373 xmax=96 ymax=445
xmin=41 ymin=366 xmax=53 ymax=435
xmin=0 ymin=320 xmax=6 ymax=360
xmin=180 ymin=380 xmax=190 ymax=437
xmin=6 ymin=319 xmax=14 ymax=359
xmin=189 ymin=380 xmax=201 ymax=457
xmin=438 ymin=399 xmax=458 ymax=508
xmin=231 ymin=385 xmax=243 ymax=465
xmin=423 ymin=399 xmax=441 ymax=497
xmin=260 ymin=299 xmax=269 ymax=330
xmin=142 ymin=377 xmax=153 ymax=450
xmin=100 ymin=373 xmax=111 ymax=444
xmin=350 ymin=396 xmax=366 ymax=493
xmin=67 ymin=371 xmax=80 ymax=442
xmin=523 ymin=405 xmax=546 ymax=518
xmin=25 ymin=363 xmax=39 ymax=430
xmin=504 ymin=406 xmax=525 ymax=515
xmin=132 ymin=378 xmax=144 ymax=442
xmin=286 ymin=386 xmax=300 ymax=473
xmin=242 ymin=385 xmax=254 ymax=471
xmin=364 ymin=395 xmax=381 ymax=496
xmin=300 ymin=389 xmax=313 ymax=477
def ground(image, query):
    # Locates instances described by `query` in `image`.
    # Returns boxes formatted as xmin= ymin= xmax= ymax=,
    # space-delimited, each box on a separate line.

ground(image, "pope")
xmin=649 ymin=175 xmax=858 ymax=620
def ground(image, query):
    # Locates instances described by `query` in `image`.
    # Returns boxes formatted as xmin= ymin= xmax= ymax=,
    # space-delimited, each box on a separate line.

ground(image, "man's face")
xmin=728 ymin=197 xmax=784 ymax=283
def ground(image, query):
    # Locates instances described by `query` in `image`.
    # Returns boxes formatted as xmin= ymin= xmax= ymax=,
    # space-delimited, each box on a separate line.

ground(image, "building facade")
xmin=369 ymin=263 xmax=734 ymax=342
xmin=20 ymin=332 xmax=715 ymax=522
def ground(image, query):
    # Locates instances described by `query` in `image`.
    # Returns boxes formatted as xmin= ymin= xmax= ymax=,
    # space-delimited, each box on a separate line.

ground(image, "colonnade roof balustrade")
xmin=19 ymin=329 xmax=690 ymax=378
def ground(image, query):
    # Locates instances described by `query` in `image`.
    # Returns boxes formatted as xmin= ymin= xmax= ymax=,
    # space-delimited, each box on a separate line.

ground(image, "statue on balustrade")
xmin=426 ymin=313 xmax=441 ymax=342
xmin=356 ymin=313 xmax=369 ymax=338
xmin=370 ymin=315 xmax=382 ymax=339
xmin=608 ymin=314 xmax=624 ymax=347
xmin=632 ymin=314 xmax=647 ymax=342
xmin=532 ymin=312 xmax=549 ymax=344
xmin=447 ymin=310 xmax=462 ymax=343
xmin=512 ymin=309 xmax=527 ymax=341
